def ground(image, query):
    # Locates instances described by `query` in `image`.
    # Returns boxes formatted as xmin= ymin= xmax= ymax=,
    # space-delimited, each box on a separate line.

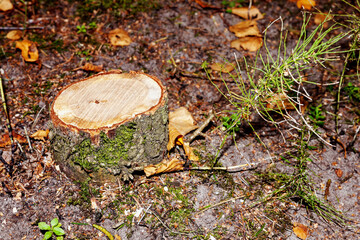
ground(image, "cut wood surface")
xmin=50 ymin=71 xmax=168 ymax=183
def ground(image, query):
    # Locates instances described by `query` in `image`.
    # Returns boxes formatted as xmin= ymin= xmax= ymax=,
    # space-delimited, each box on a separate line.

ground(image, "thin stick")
xmin=0 ymin=26 xmax=44 ymax=31
xmin=188 ymin=110 xmax=215 ymax=142
xmin=190 ymin=162 xmax=259 ymax=172
xmin=198 ymin=195 xmax=245 ymax=214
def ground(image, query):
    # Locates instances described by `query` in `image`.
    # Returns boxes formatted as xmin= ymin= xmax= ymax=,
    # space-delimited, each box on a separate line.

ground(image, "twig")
xmin=0 ymin=26 xmax=44 ymax=30
xmin=24 ymin=127 xmax=33 ymax=152
xmin=198 ymin=195 xmax=245 ymax=214
xmin=188 ymin=110 xmax=215 ymax=142
xmin=190 ymin=162 xmax=259 ymax=172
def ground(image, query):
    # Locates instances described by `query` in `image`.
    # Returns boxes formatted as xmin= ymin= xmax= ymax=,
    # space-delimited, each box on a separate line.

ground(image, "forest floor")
xmin=0 ymin=0 xmax=359 ymax=239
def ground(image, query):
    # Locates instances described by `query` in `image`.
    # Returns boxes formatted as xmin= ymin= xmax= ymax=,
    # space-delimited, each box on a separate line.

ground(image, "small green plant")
xmin=308 ymin=104 xmax=326 ymax=127
xmin=221 ymin=113 xmax=242 ymax=133
xmin=38 ymin=218 xmax=65 ymax=240
xmin=344 ymin=82 xmax=360 ymax=102
xmin=76 ymin=24 xmax=87 ymax=33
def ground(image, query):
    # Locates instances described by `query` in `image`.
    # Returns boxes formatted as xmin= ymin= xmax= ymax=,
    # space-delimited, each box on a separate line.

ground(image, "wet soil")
xmin=0 ymin=0 xmax=359 ymax=239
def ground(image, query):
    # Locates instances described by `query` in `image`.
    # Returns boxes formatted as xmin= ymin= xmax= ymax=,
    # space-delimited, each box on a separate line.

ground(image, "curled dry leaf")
xmin=229 ymin=20 xmax=261 ymax=38
xmin=265 ymin=93 xmax=295 ymax=110
xmin=15 ymin=39 xmax=39 ymax=62
xmin=30 ymin=129 xmax=49 ymax=141
xmin=334 ymin=168 xmax=343 ymax=178
xmin=293 ymin=223 xmax=309 ymax=240
xmin=0 ymin=0 xmax=13 ymax=11
xmin=6 ymin=30 xmax=22 ymax=40
xmin=167 ymin=107 xmax=198 ymax=150
xmin=144 ymin=158 xmax=184 ymax=177
xmin=227 ymin=6 xmax=264 ymax=20
xmin=296 ymin=0 xmax=316 ymax=10
xmin=209 ymin=62 xmax=235 ymax=73
xmin=183 ymin=142 xmax=199 ymax=161
xmin=109 ymin=28 xmax=132 ymax=47
xmin=0 ymin=132 xmax=27 ymax=147
xmin=76 ymin=63 xmax=103 ymax=72
xmin=231 ymin=37 xmax=263 ymax=52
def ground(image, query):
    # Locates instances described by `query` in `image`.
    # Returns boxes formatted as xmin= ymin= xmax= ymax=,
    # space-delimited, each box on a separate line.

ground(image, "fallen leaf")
xmin=314 ymin=13 xmax=332 ymax=26
xmin=30 ymin=129 xmax=49 ymax=141
xmin=167 ymin=107 xmax=198 ymax=150
xmin=183 ymin=142 xmax=199 ymax=161
xmin=293 ymin=223 xmax=309 ymax=240
xmin=0 ymin=0 xmax=13 ymax=11
xmin=209 ymin=62 xmax=235 ymax=73
xmin=265 ymin=93 xmax=296 ymax=110
xmin=108 ymin=28 xmax=132 ymax=47
xmin=229 ymin=20 xmax=261 ymax=38
xmin=0 ymin=132 xmax=27 ymax=147
xmin=296 ymin=0 xmax=316 ymax=10
xmin=334 ymin=168 xmax=343 ymax=178
xmin=228 ymin=6 xmax=264 ymax=20
xmin=195 ymin=0 xmax=219 ymax=9
xmin=231 ymin=36 xmax=263 ymax=52
xmin=75 ymin=63 xmax=103 ymax=72
xmin=15 ymin=39 xmax=39 ymax=62
xmin=144 ymin=158 xmax=184 ymax=177
xmin=6 ymin=30 xmax=22 ymax=40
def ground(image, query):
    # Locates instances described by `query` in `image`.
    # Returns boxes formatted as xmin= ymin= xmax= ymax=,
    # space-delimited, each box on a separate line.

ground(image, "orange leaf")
xmin=231 ymin=36 xmax=263 ymax=52
xmin=183 ymin=142 xmax=199 ymax=161
xmin=296 ymin=0 xmax=316 ymax=10
xmin=15 ymin=39 xmax=39 ymax=62
xmin=209 ymin=62 xmax=235 ymax=73
xmin=0 ymin=0 xmax=13 ymax=11
xmin=265 ymin=93 xmax=296 ymax=110
xmin=6 ymin=30 xmax=22 ymax=40
xmin=108 ymin=28 xmax=132 ymax=47
xmin=194 ymin=0 xmax=219 ymax=9
xmin=30 ymin=129 xmax=49 ymax=141
xmin=77 ymin=63 xmax=103 ymax=72
xmin=293 ymin=223 xmax=309 ymax=240
xmin=144 ymin=158 xmax=184 ymax=177
xmin=314 ymin=13 xmax=332 ymax=26
xmin=229 ymin=20 xmax=261 ymax=38
xmin=0 ymin=132 xmax=27 ymax=147
xmin=167 ymin=107 xmax=198 ymax=150
xmin=228 ymin=6 xmax=264 ymax=20
xmin=334 ymin=168 xmax=343 ymax=178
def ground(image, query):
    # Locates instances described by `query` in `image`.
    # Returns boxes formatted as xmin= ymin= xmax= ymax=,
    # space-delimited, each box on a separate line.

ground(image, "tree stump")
xmin=49 ymin=71 xmax=168 ymax=184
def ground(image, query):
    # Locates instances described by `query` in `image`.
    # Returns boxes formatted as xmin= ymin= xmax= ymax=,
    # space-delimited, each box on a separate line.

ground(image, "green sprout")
xmin=38 ymin=218 xmax=65 ymax=240
xmin=308 ymin=104 xmax=326 ymax=127
xmin=76 ymin=24 xmax=87 ymax=33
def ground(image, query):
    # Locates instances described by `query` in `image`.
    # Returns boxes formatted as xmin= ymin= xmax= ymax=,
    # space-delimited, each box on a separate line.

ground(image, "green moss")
xmin=73 ymin=123 xmax=136 ymax=172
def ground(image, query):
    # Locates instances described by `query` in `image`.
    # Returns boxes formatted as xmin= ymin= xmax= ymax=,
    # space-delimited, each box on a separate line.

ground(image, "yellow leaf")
xmin=296 ymin=0 xmax=316 ymax=10
xmin=15 ymin=39 xmax=39 ymax=62
xmin=167 ymin=107 xmax=198 ymax=150
xmin=183 ymin=142 xmax=199 ymax=161
xmin=209 ymin=62 xmax=235 ymax=73
xmin=30 ymin=129 xmax=49 ymax=141
xmin=6 ymin=30 xmax=22 ymax=40
xmin=0 ymin=0 xmax=13 ymax=11
xmin=228 ymin=6 xmax=264 ymax=20
xmin=229 ymin=20 xmax=261 ymax=38
xmin=231 ymin=37 xmax=263 ymax=52
xmin=144 ymin=158 xmax=184 ymax=177
xmin=108 ymin=28 xmax=132 ymax=47
xmin=265 ymin=93 xmax=295 ymax=110
xmin=293 ymin=223 xmax=309 ymax=240
xmin=314 ymin=13 xmax=332 ymax=25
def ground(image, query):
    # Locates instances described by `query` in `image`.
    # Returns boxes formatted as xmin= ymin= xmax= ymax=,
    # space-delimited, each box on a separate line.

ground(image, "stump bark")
xmin=49 ymin=71 xmax=168 ymax=184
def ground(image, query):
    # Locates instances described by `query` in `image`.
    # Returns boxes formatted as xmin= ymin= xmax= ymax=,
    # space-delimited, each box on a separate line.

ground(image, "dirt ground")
xmin=0 ymin=0 xmax=359 ymax=239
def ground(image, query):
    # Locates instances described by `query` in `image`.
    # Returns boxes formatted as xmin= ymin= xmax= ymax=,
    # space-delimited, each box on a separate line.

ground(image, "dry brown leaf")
xmin=209 ymin=62 xmax=235 ymax=73
xmin=195 ymin=0 xmax=219 ymax=9
xmin=0 ymin=0 xmax=13 ymax=11
xmin=183 ymin=142 xmax=199 ymax=161
xmin=30 ymin=129 xmax=49 ymax=141
xmin=144 ymin=158 xmax=184 ymax=177
xmin=334 ymin=168 xmax=343 ymax=178
xmin=296 ymin=0 xmax=316 ymax=10
xmin=229 ymin=20 xmax=261 ymax=38
xmin=108 ymin=28 xmax=132 ymax=47
xmin=228 ymin=6 xmax=264 ymax=20
xmin=265 ymin=93 xmax=295 ymax=110
xmin=15 ymin=39 xmax=39 ymax=62
xmin=77 ymin=63 xmax=103 ymax=72
xmin=167 ymin=107 xmax=198 ymax=150
xmin=231 ymin=37 xmax=263 ymax=52
xmin=314 ymin=13 xmax=332 ymax=26
xmin=293 ymin=223 xmax=309 ymax=240
xmin=0 ymin=132 xmax=27 ymax=147
xmin=6 ymin=30 xmax=22 ymax=40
